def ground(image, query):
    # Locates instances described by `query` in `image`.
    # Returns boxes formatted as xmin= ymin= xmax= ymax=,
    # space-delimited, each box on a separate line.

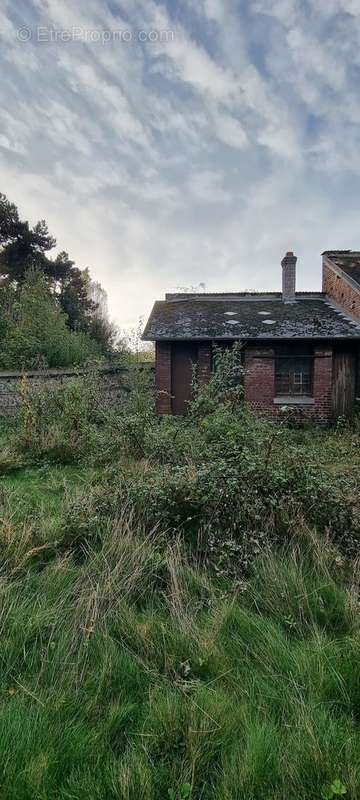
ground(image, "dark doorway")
xmin=332 ymin=345 xmax=356 ymax=418
xmin=171 ymin=342 xmax=198 ymax=414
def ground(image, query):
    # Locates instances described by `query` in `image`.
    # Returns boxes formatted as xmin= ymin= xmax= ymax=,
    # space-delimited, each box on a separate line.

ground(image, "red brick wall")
xmin=197 ymin=343 xmax=212 ymax=387
xmin=323 ymin=261 xmax=360 ymax=319
xmin=244 ymin=346 xmax=275 ymax=413
xmin=244 ymin=344 xmax=333 ymax=424
xmin=155 ymin=341 xmax=172 ymax=414
xmin=156 ymin=340 xmax=334 ymax=424
xmin=313 ymin=346 xmax=333 ymax=422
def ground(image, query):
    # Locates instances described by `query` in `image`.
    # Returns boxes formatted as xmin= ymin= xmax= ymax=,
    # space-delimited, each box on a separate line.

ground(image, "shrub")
xmin=16 ymin=373 xmax=105 ymax=462
xmin=11 ymin=343 xmax=359 ymax=573
xmin=0 ymin=270 xmax=100 ymax=369
xmin=190 ymin=341 xmax=245 ymax=417
xmin=116 ymin=445 xmax=348 ymax=539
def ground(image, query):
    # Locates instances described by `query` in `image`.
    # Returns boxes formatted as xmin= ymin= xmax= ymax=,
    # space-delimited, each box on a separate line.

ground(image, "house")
xmin=142 ymin=251 xmax=360 ymax=423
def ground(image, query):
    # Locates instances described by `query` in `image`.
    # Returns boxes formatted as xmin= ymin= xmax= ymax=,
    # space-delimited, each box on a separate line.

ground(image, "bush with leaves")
xmin=99 ymin=364 xmax=156 ymax=459
xmin=16 ymin=372 xmax=106 ymax=462
xmin=0 ymin=270 xmax=101 ymax=369
xmin=12 ymin=342 xmax=360 ymax=573
xmin=105 ymin=345 xmax=357 ymax=571
xmin=190 ymin=341 xmax=245 ymax=417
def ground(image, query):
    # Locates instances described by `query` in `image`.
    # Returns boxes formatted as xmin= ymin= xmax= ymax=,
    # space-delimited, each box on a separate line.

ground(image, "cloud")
xmin=0 ymin=0 xmax=359 ymax=331
xmin=189 ymin=170 xmax=232 ymax=204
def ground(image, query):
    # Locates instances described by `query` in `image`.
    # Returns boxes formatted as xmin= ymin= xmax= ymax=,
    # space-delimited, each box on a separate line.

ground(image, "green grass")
xmin=0 ymin=414 xmax=360 ymax=799
xmin=0 ymin=487 xmax=359 ymax=796
xmin=0 ymin=531 xmax=359 ymax=800
xmin=1 ymin=463 xmax=92 ymax=518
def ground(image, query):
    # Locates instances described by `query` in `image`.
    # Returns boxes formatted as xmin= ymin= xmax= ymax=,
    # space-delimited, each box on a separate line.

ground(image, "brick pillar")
xmin=244 ymin=346 xmax=275 ymax=414
xmin=313 ymin=345 xmax=333 ymax=423
xmin=197 ymin=342 xmax=212 ymax=387
xmin=155 ymin=341 xmax=172 ymax=414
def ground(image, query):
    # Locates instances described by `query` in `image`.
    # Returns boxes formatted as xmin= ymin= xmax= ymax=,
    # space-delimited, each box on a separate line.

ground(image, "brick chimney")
xmin=281 ymin=251 xmax=297 ymax=302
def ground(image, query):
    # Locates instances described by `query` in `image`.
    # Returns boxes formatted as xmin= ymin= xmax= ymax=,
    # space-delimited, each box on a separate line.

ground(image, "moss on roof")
xmin=143 ymin=294 xmax=360 ymax=341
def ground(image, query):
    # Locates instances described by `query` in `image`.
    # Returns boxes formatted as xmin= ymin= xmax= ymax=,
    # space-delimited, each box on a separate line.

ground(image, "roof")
xmin=323 ymin=250 xmax=360 ymax=287
xmin=142 ymin=293 xmax=360 ymax=341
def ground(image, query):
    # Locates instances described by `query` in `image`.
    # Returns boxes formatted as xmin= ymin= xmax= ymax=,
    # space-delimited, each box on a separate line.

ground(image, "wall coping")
xmin=0 ymin=362 xmax=155 ymax=379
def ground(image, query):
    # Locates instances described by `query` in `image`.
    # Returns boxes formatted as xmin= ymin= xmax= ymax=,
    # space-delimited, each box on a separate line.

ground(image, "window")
xmin=275 ymin=344 xmax=314 ymax=397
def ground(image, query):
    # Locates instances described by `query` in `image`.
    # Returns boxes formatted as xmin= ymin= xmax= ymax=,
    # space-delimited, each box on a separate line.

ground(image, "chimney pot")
xmin=281 ymin=251 xmax=297 ymax=302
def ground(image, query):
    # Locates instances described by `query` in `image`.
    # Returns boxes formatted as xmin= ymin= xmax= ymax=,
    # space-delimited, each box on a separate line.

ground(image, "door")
xmin=332 ymin=345 xmax=356 ymax=418
xmin=171 ymin=343 xmax=198 ymax=414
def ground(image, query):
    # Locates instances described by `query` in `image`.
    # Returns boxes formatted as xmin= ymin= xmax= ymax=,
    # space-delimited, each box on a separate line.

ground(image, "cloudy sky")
xmin=1 ymin=0 xmax=360 ymax=330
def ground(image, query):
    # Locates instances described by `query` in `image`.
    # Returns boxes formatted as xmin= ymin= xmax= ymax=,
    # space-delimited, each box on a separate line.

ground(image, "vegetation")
xmin=0 ymin=352 xmax=360 ymax=799
xmin=0 ymin=192 xmax=116 ymax=366
xmin=0 ymin=271 xmax=102 ymax=369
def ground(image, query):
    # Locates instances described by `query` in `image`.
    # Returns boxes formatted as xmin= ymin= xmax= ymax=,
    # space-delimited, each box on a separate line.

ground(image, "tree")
xmin=0 ymin=270 xmax=99 ymax=369
xmin=0 ymin=282 xmax=16 ymax=341
xmin=0 ymin=193 xmax=22 ymax=246
xmin=59 ymin=266 xmax=96 ymax=332
xmin=86 ymin=279 xmax=117 ymax=354
xmin=0 ymin=191 xmax=117 ymax=362
xmin=51 ymin=250 xmax=75 ymax=283
xmin=0 ymin=195 xmax=56 ymax=283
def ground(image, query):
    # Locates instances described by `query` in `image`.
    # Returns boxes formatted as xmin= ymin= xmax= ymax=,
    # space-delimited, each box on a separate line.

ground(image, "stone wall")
xmin=0 ymin=364 xmax=155 ymax=417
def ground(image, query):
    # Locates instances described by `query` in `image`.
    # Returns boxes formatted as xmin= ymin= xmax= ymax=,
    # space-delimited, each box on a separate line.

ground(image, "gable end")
xmin=322 ymin=253 xmax=360 ymax=321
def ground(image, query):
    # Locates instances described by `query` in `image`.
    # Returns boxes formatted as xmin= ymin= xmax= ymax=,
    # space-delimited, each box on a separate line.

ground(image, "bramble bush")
xmin=1 ymin=349 xmax=360 ymax=798
xmin=12 ymin=345 xmax=360 ymax=574
xmin=110 ymin=349 xmax=354 ymax=570
xmin=16 ymin=372 xmax=106 ymax=463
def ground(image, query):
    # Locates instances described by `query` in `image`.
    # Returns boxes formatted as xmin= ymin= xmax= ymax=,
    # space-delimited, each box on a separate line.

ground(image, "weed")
xmin=168 ymin=783 xmax=192 ymax=799
xmin=321 ymin=779 xmax=347 ymax=798
xmin=0 ymin=347 xmax=359 ymax=797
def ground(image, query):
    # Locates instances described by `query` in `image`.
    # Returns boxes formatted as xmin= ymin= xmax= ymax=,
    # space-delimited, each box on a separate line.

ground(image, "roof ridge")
xmin=323 ymin=250 xmax=360 ymax=256
xmin=165 ymin=291 xmax=325 ymax=300
xmin=166 ymin=291 xmax=280 ymax=298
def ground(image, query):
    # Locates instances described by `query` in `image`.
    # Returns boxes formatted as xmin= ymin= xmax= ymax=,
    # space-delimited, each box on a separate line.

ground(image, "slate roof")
xmin=323 ymin=250 xmax=360 ymax=288
xmin=142 ymin=293 xmax=360 ymax=341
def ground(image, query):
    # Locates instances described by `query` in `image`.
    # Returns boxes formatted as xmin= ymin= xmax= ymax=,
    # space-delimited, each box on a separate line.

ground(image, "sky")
xmin=1 ymin=0 xmax=360 ymax=332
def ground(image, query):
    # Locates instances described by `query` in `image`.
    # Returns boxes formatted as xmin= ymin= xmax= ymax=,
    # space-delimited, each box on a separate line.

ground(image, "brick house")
xmin=142 ymin=251 xmax=360 ymax=423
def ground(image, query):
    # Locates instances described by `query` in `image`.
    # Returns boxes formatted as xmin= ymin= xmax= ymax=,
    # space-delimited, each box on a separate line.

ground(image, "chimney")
xmin=281 ymin=251 xmax=297 ymax=302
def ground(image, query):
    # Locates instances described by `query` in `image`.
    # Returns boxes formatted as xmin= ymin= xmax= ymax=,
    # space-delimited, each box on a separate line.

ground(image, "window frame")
xmin=274 ymin=343 xmax=314 ymax=398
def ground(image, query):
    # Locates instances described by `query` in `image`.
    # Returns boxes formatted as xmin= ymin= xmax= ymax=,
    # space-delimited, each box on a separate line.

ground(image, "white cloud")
xmin=315 ymin=0 xmax=360 ymax=16
xmin=0 ymin=0 xmax=359 ymax=331
xmin=189 ymin=170 xmax=232 ymax=204
xmin=157 ymin=30 xmax=241 ymax=103
xmin=252 ymin=0 xmax=300 ymax=23
xmin=203 ymin=0 xmax=225 ymax=21
xmin=210 ymin=108 xmax=248 ymax=149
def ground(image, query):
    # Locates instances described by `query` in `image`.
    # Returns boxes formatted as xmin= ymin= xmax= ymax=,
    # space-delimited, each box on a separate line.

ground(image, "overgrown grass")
xmin=0 ymin=499 xmax=358 ymax=799
xmin=0 ymin=356 xmax=360 ymax=798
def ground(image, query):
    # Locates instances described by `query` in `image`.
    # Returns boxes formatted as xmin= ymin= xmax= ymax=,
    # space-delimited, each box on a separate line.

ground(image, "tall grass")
xmin=0 ymin=502 xmax=359 ymax=799
xmin=1 ymin=362 xmax=360 ymax=798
